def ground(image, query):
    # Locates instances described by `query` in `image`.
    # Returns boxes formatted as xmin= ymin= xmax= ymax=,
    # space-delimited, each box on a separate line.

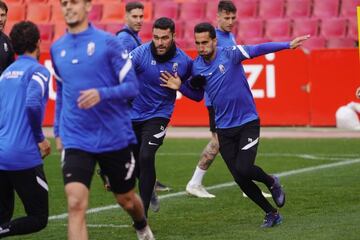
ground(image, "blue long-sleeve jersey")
xmin=0 ymin=55 xmax=49 ymax=170
xmin=193 ymin=42 xmax=290 ymax=129
xmin=130 ymin=42 xmax=199 ymax=121
xmin=51 ymin=24 xmax=138 ymax=153
xmin=116 ymin=25 xmax=142 ymax=52
xmin=204 ymin=29 xmax=236 ymax=107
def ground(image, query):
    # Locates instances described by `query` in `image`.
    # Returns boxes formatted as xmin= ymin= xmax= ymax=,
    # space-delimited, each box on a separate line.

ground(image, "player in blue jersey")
xmin=51 ymin=1 xmax=154 ymax=240
xmin=129 ymin=17 xmax=203 ymax=217
xmin=186 ymin=0 xmax=237 ymax=198
xmin=116 ymin=2 xmax=143 ymax=51
xmin=0 ymin=21 xmax=51 ymax=238
xmin=187 ymin=0 xmax=271 ymax=200
xmin=161 ymin=22 xmax=309 ymax=227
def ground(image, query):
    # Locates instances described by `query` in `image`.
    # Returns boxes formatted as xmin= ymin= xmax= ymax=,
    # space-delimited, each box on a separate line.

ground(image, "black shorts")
xmin=0 ymin=165 xmax=48 ymax=221
xmin=62 ymin=147 xmax=136 ymax=194
xmin=132 ymin=117 xmax=170 ymax=147
xmin=207 ymin=106 xmax=216 ymax=133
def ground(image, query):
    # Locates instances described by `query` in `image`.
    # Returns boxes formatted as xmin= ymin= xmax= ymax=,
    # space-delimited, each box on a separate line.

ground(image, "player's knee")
xmin=67 ymin=195 xmax=87 ymax=213
xmin=34 ymin=214 xmax=48 ymax=231
xmin=117 ymin=195 xmax=136 ymax=211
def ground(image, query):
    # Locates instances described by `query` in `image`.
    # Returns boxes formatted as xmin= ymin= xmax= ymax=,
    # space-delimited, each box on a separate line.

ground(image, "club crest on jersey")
xmin=172 ymin=62 xmax=178 ymax=72
xmin=151 ymin=60 xmax=156 ymax=65
xmin=219 ymin=64 xmax=225 ymax=74
xmin=3 ymin=43 xmax=8 ymax=52
xmin=87 ymin=42 xmax=95 ymax=56
xmin=121 ymin=50 xmax=129 ymax=59
xmin=60 ymin=50 xmax=66 ymax=57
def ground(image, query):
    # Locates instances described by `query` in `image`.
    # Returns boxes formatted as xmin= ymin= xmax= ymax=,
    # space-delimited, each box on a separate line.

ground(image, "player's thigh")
xmin=62 ymin=148 xmax=96 ymax=189
xmin=97 ymin=147 xmax=136 ymax=194
xmin=217 ymin=128 xmax=240 ymax=177
xmin=236 ymin=120 xmax=260 ymax=170
xmin=10 ymin=165 xmax=48 ymax=216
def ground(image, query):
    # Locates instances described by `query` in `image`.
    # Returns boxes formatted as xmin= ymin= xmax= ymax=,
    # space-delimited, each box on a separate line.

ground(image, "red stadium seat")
xmin=142 ymin=2 xmax=153 ymax=22
xmin=176 ymin=38 xmax=194 ymax=50
xmin=259 ymin=0 xmax=285 ymax=18
xmin=234 ymin=0 xmax=258 ymax=19
xmin=37 ymin=23 xmax=54 ymax=42
xmin=312 ymin=0 xmax=340 ymax=18
xmin=340 ymin=0 xmax=360 ymax=17
xmin=174 ymin=20 xmax=185 ymax=39
xmin=285 ymin=0 xmax=312 ymax=18
xmin=4 ymin=0 xmax=23 ymax=3
xmin=179 ymin=2 xmax=206 ymax=21
xmin=93 ymin=22 xmax=106 ymax=31
xmin=101 ymin=3 xmax=125 ymax=23
xmin=154 ymin=1 xmax=179 ymax=20
xmin=25 ymin=0 xmax=48 ymax=3
xmin=205 ymin=1 xmax=218 ymax=20
xmin=348 ymin=18 xmax=358 ymax=40
xmin=53 ymin=22 xmax=67 ymax=41
xmin=27 ymin=4 xmax=51 ymax=23
xmin=139 ymin=21 xmax=153 ymax=42
xmin=51 ymin=3 xmax=64 ymax=22
xmin=292 ymin=18 xmax=319 ymax=37
xmin=183 ymin=20 xmax=199 ymax=42
xmin=237 ymin=19 xmax=264 ymax=42
xmin=239 ymin=37 xmax=271 ymax=45
xmin=327 ymin=38 xmax=356 ymax=48
xmin=265 ymin=18 xmax=291 ymax=41
xmin=301 ymin=36 xmax=326 ymax=51
xmin=89 ymin=4 xmax=103 ymax=22
xmin=105 ymin=22 xmax=124 ymax=35
xmin=320 ymin=18 xmax=347 ymax=38
xmin=4 ymin=21 xmax=16 ymax=35
xmin=7 ymin=4 xmax=26 ymax=22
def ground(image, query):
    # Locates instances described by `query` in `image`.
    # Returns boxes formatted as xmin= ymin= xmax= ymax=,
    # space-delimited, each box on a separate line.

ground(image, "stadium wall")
xmin=41 ymin=48 xmax=359 ymax=127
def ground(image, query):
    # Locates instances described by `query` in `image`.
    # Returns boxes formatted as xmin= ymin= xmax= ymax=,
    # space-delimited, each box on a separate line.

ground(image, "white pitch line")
xmin=49 ymin=157 xmax=360 ymax=221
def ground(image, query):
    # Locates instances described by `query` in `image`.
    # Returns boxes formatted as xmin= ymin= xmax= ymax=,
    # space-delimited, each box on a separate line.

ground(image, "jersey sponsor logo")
xmin=60 ymin=50 xmax=66 ymax=57
xmin=172 ymin=62 xmax=178 ymax=72
xmin=148 ymin=141 xmax=159 ymax=146
xmin=87 ymin=42 xmax=95 ymax=56
xmin=219 ymin=64 xmax=225 ymax=74
xmin=0 ymin=71 xmax=24 ymax=81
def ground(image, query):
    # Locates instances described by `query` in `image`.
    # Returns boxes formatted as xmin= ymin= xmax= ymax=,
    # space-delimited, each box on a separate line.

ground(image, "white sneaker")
xmin=136 ymin=225 xmax=155 ymax=240
xmin=186 ymin=183 xmax=215 ymax=198
xmin=242 ymin=191 xmax=272 ymax=198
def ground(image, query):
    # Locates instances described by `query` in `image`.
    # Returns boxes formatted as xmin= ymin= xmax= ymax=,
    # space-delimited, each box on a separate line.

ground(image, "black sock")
xmin=133 ymin=218 xmax=147 ymax=230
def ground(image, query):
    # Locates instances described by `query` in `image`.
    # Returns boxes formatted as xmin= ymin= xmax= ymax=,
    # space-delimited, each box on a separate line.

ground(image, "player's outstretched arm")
xmin=290 ymin=35 xmax=311 ymax=49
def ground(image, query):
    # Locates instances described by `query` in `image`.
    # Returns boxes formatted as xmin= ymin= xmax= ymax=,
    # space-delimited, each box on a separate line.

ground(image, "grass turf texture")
xmin=7 ymin=138 xmax=360 ymax=240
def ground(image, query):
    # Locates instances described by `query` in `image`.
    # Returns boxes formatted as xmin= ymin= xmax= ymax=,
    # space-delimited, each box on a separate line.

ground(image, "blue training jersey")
xmin=51 ymin=24 xmax=138 ymax=153
xmin=117 ymin=25 xmax=142 ymax=52
xmin=130 ymin=42 xmax=193 ymax=121
xmin=193 ymin=42 xmax=290 ymax=129
xmin=0 ymin=55 xmax=50 ymax=170
xmin=204 ymin=29 xmax=236 ymax=107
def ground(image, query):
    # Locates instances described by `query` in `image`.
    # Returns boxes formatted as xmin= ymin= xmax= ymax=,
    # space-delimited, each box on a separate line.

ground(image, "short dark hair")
xmin=126 ymin=1 xmax=144 ymax=13
xmin=218 ymin=0 xmax=237 ymax=13
xmin=194 ymin=22 xmax=216 ymax=39
xmin=0 ymin=0 xmax=8 ymax=13
xmin=10 ymin=21 xmax=40 ymax=55
xmin=153 ymin=17 xmax=175 ymax=34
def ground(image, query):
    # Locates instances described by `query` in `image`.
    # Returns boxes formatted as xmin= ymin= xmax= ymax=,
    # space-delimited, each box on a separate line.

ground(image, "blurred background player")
xmin=51 ymin=0 xmax=154 ymax=239
xmin=186 ymin=0 xmax=271 ymax=199
xmin=0 ymin=21 xmax=51 ymax=238
xmin=0 ymin=1 xmax=14 ymax=75
xmin=129 ymin=17 xmax=203 ymax=216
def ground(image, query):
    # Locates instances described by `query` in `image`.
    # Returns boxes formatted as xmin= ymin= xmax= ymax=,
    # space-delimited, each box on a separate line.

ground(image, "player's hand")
xmin=290 ymin=35 xmax=310 ymax=49
xmin=77 ymin=89 xmax=101 ymax=109
xmin=38 ymin=138 xmax=51 ymax=159
xmin=160 ymin=71 xmax=182 ymax=90
xmin=356 ymin=87 xmax=360 ymax=99
xmin=55 ymin=137 xmax=63 ymax=152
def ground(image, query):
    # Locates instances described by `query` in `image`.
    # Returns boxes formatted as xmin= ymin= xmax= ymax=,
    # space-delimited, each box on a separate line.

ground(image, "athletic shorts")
xmin=207 ymin=106 xmax=216 ymax=133
xmin=62 ymin=147 xmax=136 ymax=194
xmin=132 ymin=117 xmax=170 ymax=147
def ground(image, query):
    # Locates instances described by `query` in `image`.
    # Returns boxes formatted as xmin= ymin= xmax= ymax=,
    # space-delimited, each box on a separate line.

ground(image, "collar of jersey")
xmin=17 ymin=55 xmax=37 ymax=62
xmin=66 ymin=23 xmax=95 ymax=38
